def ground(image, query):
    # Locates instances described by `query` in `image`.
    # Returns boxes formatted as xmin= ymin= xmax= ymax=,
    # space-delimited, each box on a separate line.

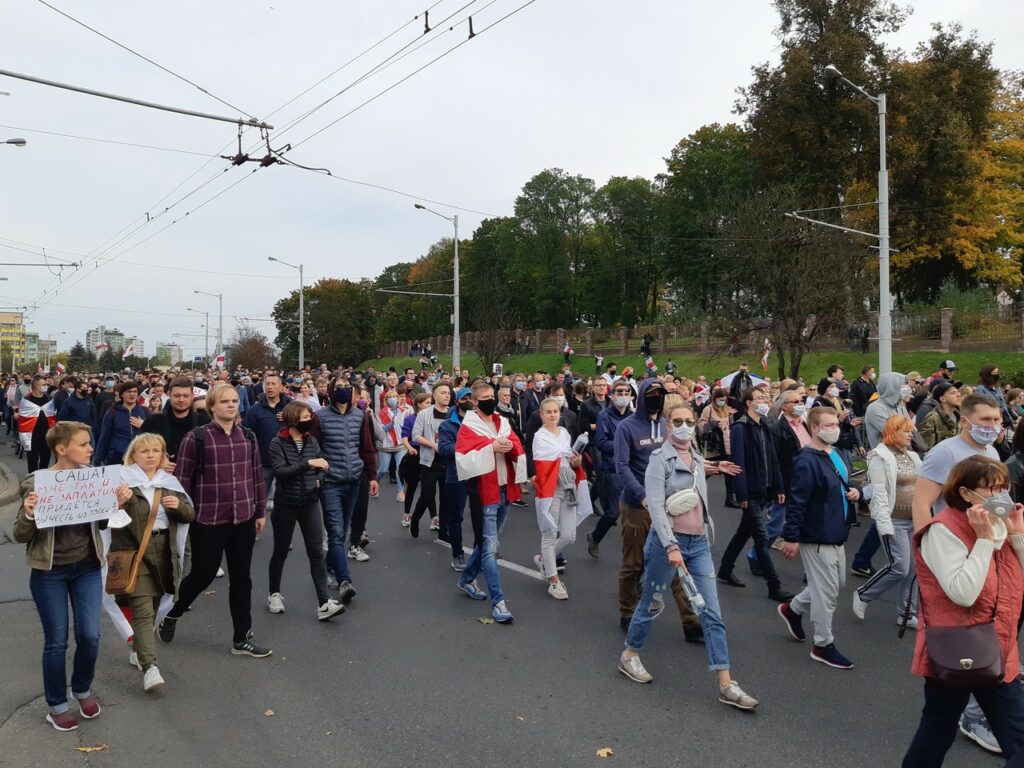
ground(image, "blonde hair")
xmin=205 ymin=382 xmax=238 ymax=410
xmin=123 ymin=432 xmax=168 ymax=466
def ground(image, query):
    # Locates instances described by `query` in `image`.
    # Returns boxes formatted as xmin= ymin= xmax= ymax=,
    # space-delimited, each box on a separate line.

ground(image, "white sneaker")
xmin=852 ymin=591 xmax=867 ymax=620
xmin=129 ymin=649 xmax=141 ymax=670
xmin=401 ymin=514 xmax=411 ymax=528
xmin=327 ymin=574 xmax=340 ymax=590
xmin=533 ymin=554 xmax=547 ymax=578
xmin=318 ymin=599 xmax=346 ymax=621
xmin=348 ymin=545 xmax=370 ymax=562
xmin=216 ymin=566 xmax=225 ymax=578
xmin=397 ymin=491 xmax=406 ymax=503
xmin=430 ymin=517 xmax=440 ymax=531
xmin=548 ymin=581 xmax=568 ymax=600
xmin=618 ymin=651 xmax=653 ymax=683
xmin=898 ymin=615 xmax=919 ymax=630
xmin=143 ymin=665 xmax=165 ymax=692
xmin=267 ymin=592 xmax=285 ymax=614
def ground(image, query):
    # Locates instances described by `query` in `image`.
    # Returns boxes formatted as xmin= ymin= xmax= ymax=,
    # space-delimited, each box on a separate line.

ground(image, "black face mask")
xmin=644 ymin=393 xmax=665 ymax=413
xmin=333 ymin=388 xmax=353 ymax=405
xmin=476 ymin=399 xmax=496 ymax=416
xmin=296 ymin=420 xmax=313 ymax=434
xmin=457 ymin=400 xmax=473 ymax=413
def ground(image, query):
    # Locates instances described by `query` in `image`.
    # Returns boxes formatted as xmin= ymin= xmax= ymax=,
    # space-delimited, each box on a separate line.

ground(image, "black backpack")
xmin=189 ymin=424 xmax=258 ymax=479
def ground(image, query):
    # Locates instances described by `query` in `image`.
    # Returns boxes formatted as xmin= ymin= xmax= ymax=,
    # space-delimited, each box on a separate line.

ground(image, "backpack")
xmin=189 ymin=424 xmax=258 ymax=480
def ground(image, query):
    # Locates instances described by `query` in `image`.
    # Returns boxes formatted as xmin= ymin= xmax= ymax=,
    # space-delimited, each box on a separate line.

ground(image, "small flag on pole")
xmin=761 ymin=338 xmax=772 ymax=372
xmin=122 ymin=344 xmax=135 ymax=360
xmin=56 ymin=362 xmax=66 ymax=374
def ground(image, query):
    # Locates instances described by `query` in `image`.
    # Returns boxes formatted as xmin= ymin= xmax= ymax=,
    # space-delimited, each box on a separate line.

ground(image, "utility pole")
xmin=268 ymin=257 xmax=304 ymax=369
xmin=414 ymin=204 xmax=460 ymax=373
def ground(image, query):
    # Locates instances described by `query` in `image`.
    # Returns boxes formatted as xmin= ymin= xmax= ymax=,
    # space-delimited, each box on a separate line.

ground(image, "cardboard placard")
xmin=33 ymin=465 xmax=122 ymax=529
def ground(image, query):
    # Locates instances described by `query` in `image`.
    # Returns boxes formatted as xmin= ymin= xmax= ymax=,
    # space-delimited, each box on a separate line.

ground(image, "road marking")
xmin=433 ymin=538 xmax=545 ymax=582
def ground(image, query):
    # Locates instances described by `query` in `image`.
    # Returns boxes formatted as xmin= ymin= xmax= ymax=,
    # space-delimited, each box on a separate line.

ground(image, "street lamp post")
xmin=825 ymin=64 xmax=891 ymax=375
xmin=194 ymin=290 xmax=223 ymax=358
xmin=186 ymin=308 xmax=210 ymax=362
xmin=44 ymin=331 xmax=66 ymax=370
xmin=3 ymin=138 xmax=26 ymax=146
xmin=414 ymin=204 xmax=459 ymax=373
xmin=268 ymin=257 xmax=304 ymax=370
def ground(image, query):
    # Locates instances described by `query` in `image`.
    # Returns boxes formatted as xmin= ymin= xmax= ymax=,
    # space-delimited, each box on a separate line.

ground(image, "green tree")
xmin=67 ymin=341 xmax=93 ymax=372
xmin=273 ymin=279 xmax=375 ymax=368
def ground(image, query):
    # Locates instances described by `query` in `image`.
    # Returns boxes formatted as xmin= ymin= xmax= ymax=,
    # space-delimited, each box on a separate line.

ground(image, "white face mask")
xmin=818 ymin=427 xmax=841 ymax=445
xmin=672 ymin=424 xmax=694 ymax=442
xmin=552 ymin=395 xmax=566 ymax=408
xmin=714 ymin=399 xmax=727 ymax=408
xmin=613 ymin=395 xmax=630 ymax=409
xmin=827 ymin=387 xmax=839 ymax=398
xmin=754 ymin=403 xmax=770 ymax=417
xmin=791 ymin=404 xmax=806 ymax=418
xmin=869 ymin=372 xmax=876 ymax=381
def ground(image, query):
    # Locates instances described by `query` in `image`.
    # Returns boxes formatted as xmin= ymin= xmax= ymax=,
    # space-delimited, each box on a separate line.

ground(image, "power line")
xmin=0 ymin=123 xmax=220 ymax=156
xmin=35 ymin=0 xmax=258 ymax=120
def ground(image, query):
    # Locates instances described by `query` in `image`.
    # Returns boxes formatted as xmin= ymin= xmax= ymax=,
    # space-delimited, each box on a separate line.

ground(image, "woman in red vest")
xmin=903 ymin=456 xmax=1024 ymax=765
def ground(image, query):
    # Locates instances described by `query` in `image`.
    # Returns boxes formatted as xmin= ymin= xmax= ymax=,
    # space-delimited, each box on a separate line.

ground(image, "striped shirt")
xmin=174 ymin=421 xmax=267 ymax=526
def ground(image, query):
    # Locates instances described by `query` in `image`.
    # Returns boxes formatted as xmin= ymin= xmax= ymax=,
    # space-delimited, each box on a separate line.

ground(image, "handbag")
xmin=922 ymin=572 xmax=1003 ymax=689
xmin=105 ymin=489 xmax=163 ymax=596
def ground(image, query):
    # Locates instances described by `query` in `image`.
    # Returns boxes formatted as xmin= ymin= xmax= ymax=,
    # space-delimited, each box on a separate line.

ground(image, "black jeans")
xmin=401 ymin=456 xmax=420 ymax=517
xmin=350 ymin=475 xmax=369 ymax=548
xmin=718 ymin=497 xmax=780 ymax=589
xmin=268 ymin=501 xmax=329 ymax=605
xmin=412 ymin=462 xmax=443 ymax=525
xmin=169 ymin=518 xmax=256 ymax=643
xmin=27 ymin=441 xmax=51 ymax=473
xmin=902 ymin=677 xmax=1024 ymax=766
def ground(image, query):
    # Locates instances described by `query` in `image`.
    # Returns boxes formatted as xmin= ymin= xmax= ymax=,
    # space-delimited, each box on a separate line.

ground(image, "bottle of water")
xmin=677 ymin=567 xmax=707 ymax=616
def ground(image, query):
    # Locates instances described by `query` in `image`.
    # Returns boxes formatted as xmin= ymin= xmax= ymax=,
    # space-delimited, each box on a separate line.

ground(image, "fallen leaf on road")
xmin=596 ymin=747 xmax=614 ymax=758
xmin=326 ymin=731 xmax=332 ymax=736
xmin=478 ymin=617 xmax=494 ymax=624
xmin=264 ymin=709 xmax=275 ymax=717
xmin=74 ymin=745 xmax=108 ymax=753
xmin=204 ymin=590 xmax=216 ymax=595
xmin=516 ymin=716 xmax=524 ymax=721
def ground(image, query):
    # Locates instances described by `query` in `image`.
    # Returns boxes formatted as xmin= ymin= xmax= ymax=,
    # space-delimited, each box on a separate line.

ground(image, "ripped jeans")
xmin=625 ymin=530 xmax=730 ymax=671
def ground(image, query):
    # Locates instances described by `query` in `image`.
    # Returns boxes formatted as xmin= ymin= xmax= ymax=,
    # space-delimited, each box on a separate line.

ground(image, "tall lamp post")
xmin=414 ymin=203 xmax=460 ymax=373
xmin=3 ymin=138 xmax=26 ymax=147
xmin=44 ymin=331 xmax=66 ymax=370
xmin=186 ymin=308 xmax=210 ymax=362
xmin=268 ymin=256 xmax=304 ymax=370
xmin=824 ymin=64 xmax=891 ymax=375
xmin=193 ymin=290 xmax=223 ymax=358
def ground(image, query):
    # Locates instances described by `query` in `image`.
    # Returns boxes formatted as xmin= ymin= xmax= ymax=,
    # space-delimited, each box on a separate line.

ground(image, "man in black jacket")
xmin=849 ymin=365 xmax=877 ymax=418
xmin=142 ymin=377 xmax=210 ymax=465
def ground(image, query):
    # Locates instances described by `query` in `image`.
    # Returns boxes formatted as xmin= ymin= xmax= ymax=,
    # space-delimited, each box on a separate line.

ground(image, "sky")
xmin=0 ymin=0 xmax=1021 ymax=362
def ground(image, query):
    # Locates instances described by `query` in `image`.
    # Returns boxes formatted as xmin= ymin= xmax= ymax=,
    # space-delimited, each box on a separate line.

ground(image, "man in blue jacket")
xmin=438 ymin=388 xmax=477 ymax=571
xmin=243 ymin=373 xmax=287 ymax=500
xmin=57 ymin=378 xmax=95 ymax=430
xmin=613 ymin=378 xmax=700 ymax=639
xmin=777 ymin=406 xmax=861 ymax=671
xmin=95 ymin=381 xmax=146 ymax=465
xmin=586 ymin=378 xmax=632 ymax=558
xmin=718 ymin=386 xmax=794 ymax=602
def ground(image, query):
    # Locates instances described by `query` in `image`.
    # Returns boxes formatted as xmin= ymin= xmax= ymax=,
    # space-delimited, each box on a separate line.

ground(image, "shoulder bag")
xmin=105 ymin=489 xmax=163 ymax=596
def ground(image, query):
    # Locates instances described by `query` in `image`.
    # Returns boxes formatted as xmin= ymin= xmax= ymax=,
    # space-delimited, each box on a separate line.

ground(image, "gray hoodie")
xmin=865 ymin=372 xmax=907 ymax=448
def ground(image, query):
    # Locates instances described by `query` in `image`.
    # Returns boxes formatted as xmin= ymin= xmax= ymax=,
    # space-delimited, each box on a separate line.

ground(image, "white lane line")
xmin=432 ymin=538 xmax=545 ymax=582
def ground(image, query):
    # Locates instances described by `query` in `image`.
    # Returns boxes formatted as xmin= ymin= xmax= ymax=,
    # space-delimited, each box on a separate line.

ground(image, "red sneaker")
xmin=77 ymin=696 xmax=101 ymax=719
xmin=46 ymin=711 xmax=79 ymax=732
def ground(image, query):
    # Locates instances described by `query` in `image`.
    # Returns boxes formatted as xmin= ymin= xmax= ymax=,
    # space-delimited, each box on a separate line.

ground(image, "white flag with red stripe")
xmin=531 ymin=427 xmax=592 ymax=532
xmin=455 ymin=409 xmax=526 ymax=505
xmin=56 ymin=362 xmax=66 ymax=374
xmin=122 ymin=344 xmax=135 ymax=360
xmin=213 ymin=352 xmax=226 ymax=369
xmin=17 ymin=398 xmax=56 ymax=451
xmin=94 ymin=342 xmax=109 ymax=352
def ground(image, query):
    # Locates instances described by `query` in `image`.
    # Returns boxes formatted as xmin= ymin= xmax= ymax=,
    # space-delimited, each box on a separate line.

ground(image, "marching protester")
xmin=109 ymin=434 xmax=195 ymax=692
xmin=142 ymin=377 xmax=210 ymax=461
xmin=243 ymin=372 xmax=287 ymax=502
xmin=14 ymin=421 xmax=130 ymax=730
xmin=18 ymin=375 xmax=56 ymax=472
xmin=410 ymin=382 xmax=451 ymax=537
xmin=95 ymin=381 xmax=146 ymax=467
xmin=400 ymin=393 xmax=432 ymax=521
xmin=438 ymin=388 xmax=474 ymax=571
xmin=266 ymin=402 xmax=346 ymax=621
xmin=696 ymin=387 xmax=735 ymax=507
xmin=159 ymin=383 xmax=272 ymax=658
xmin=586 ymin=378 xmax=632 ymax=557
xmin=618 ymin=402 xmax=756 ymax=710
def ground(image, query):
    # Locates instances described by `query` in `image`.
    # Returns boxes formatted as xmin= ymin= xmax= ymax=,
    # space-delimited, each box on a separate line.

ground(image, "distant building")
xmin=0 ymin=311 xmax=26 ymax=367
xmin=24 ymin=332 xmax=39 ymax=363
xmin=86 ymin=325 xmax=127 ymax=355
xmin=38 ymin=338 xmax=57 ymax=364
xmin=125 ymin=337 xmax=145 ymax=357
xmin=155 ymin=342 xmax=182 ymax=366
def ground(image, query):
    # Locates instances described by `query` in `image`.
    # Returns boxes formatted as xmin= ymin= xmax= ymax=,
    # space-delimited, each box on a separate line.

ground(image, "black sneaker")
xmin=768 ymin=587 xmax=795 ymax=602
xmin=338 ymin=580 xmax=357 ymax=604
xmin=231 ymin=636 xmax=272 ymax=658
xmin=850 ymin=564 xmax=876 ymax=578
xmin=777 ymin=601 xmax=806 ymax=642
xmin=810 ymin=643 xmax=853 ymax=670
xmin=158 ymin=615 xmax=178 ymax=643
xmin=511 ymin=499 xmax=527 ymax=508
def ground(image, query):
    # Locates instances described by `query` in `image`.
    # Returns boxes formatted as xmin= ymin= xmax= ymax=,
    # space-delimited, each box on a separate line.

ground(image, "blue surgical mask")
xmin=967 ymin=419 xmax=999 ymax=446
xmin=514 ymin=381 xmax=526 ymax=391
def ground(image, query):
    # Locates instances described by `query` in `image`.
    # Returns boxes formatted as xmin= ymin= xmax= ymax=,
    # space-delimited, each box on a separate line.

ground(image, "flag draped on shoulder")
xmin=17 ymin=398 xmax=56 ymax=451
xmin=455 ymin=409 xmax=526 ymax=505
xmin=531 ymin=426 xmax=592 ymax=531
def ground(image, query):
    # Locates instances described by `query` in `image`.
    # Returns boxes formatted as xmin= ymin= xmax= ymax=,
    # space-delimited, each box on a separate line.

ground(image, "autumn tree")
xmin=227 ymin=324 xmax=278 ymax=371
xmin=273 ymin=279 xmax=375 ymax=368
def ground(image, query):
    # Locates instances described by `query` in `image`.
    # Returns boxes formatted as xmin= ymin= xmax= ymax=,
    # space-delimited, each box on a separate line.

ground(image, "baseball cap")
xmin=940 ymin=359 xmax=957 ymax=370
xmin=455 ymin=387 xmax=472 ymax=400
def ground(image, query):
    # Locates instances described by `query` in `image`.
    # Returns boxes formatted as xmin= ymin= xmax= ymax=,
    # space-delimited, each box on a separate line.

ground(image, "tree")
xmin=227 ymin=324 xmax=278 ymax=371
xmin=67 ymin=341 xmax=93 ymax=372
xmin=273 ymin=279 xmax=375 ymax=368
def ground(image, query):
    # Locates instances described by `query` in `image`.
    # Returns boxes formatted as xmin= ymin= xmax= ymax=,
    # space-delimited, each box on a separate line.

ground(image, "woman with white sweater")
xmin=853 ymin=414 xmax=922 ymax=627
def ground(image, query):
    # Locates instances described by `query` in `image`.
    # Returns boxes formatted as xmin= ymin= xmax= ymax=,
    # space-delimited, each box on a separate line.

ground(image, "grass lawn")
xmin=359 ymin=348 xmax=1024 ymax=384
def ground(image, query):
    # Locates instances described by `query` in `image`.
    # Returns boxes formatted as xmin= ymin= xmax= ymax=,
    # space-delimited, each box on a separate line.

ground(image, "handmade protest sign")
xmin=32 ymin=465 xmax=122 ymax=529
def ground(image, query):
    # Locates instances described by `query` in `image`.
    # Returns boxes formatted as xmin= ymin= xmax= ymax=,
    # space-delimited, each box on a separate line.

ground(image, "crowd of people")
xmin=8 ymin=356 xmax=1024 ymax=764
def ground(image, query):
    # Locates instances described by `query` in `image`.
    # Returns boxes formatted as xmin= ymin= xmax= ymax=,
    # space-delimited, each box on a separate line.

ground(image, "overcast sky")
xmin=1 ymin=0 xmax=1021 ymax=362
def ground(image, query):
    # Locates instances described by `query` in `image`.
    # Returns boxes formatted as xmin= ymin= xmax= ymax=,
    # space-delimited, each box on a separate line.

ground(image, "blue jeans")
xmin=903 ymin=678 xmax=1024 ymax=765
xmin=378 ymin=449 xmax=406 ymax=484
xmin=446 ymin=481 xmax=467 ymax=556
xmin=321 ymin=480 xmax=359 ymax=584
xmin=29 ymin=560 xmax=102 ymax=713
xmin=460 ymin=487 xmax=509 ymax=605
xmin=626 ymin=531 xmax=730 ymax=670
xmin=591 ymin=471 xmax=622 ymax=544
xmin=747 ymin=501 xmax=786 ymax=567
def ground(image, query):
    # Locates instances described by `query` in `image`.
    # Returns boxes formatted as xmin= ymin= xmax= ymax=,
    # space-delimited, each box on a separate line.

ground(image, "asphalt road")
xmin=0 ymin=440 xmax=998 ymax=768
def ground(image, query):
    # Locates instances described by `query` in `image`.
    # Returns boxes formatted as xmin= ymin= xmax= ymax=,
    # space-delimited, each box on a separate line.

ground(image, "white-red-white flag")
xmin=761 ymin=338 xmax=772 ymax=372
xmin=56 ymin=362 xmax=66 ymax=374
xmin=122 ymin=344 xmax=135 ymax=360
xmin=213 ymin=352 xmax=226 ymax=369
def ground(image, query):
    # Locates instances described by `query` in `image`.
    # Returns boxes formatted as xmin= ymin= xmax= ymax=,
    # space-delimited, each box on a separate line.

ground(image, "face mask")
xmin=967 ymin=420 xmax=999 ymax=446
xmin=552 ymin=395 xmax=566 ymax=408
xmin=476 ymin=399 xmax=496 ymax=416
xmin=968 ymin=489 xmax=1014 ymax=518
xmin=457 ymin=400 xmax=473 ymax=413
xmin=333 ymin=388 xmax=353 ymax=405
xmin=672 ymin=424 xmax=694 ymax=442
xmin=609 ymin=370 xmax=617 ymax=378
xmin=614 ymin=395 xmax=630 ymax=409
xmin=827 ymin=387 xmax=839 ymax=398
xmin=356 ymin=399 xmax=368 ymax=411
xmin=514 ymin=381 xmax=526 ymax=391
xmin=387 ymin=397 xmax=398 ymax=407
xmin=754 ymin=403 xmax=770 ymax=417
xmin=296 ymin=420 xmax=313 ymax=435
xmin=900 ymin=385 xmax=912 ymax=399
xmin=791 ymin=404 xmax=806 ymax=418
xmin=869 ymin=372 xmax=876 ymax=381
xmin=714 ymin=399 xmax=726 ymax=408
xmin=817 ymin=427 xmax=841 ymax=445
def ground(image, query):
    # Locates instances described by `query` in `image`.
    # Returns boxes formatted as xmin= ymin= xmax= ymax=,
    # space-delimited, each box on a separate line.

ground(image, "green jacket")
xmin=12 ymin=474 xmax=105 ymax=571
xmin=919 ymin=407 xmax=960 ymax=451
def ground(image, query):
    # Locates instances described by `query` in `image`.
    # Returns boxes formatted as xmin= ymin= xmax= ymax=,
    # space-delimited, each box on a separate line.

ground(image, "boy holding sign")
xmin=14 ymin=421 xmax=131 ymax=732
